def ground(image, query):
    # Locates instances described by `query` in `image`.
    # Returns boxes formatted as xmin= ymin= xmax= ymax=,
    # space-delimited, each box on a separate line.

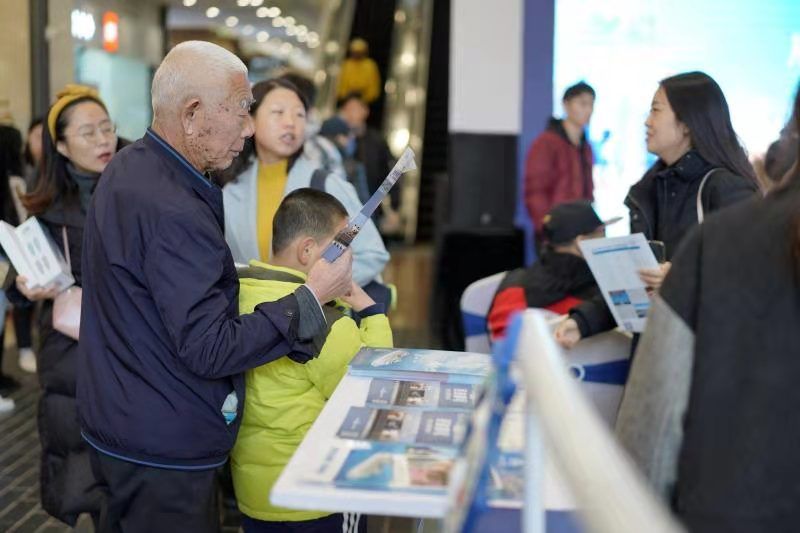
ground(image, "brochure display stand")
xmin=270 ymin=344 xmax=617 ymax=532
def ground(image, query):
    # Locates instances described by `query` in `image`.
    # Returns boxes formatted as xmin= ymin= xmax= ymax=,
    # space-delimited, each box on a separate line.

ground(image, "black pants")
xmin=89 ymin=449 xmax=220 ymax=533
xmin=13 ymin=305 xmax=33 ymax=349
xmin=242 ymin=513 xmax=366 ymax=533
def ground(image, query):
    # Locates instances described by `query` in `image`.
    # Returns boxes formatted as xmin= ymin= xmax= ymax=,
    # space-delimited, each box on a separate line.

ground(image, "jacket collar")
xmin=244 ymin=260 xmax=307 ymax=283
xmin=546 ymin=117 xmax=587 ymax=148
xmin=654 ymin=150 xmax=712 ymax=184
xmin=144 ymin=128 xmax=225 ymax=229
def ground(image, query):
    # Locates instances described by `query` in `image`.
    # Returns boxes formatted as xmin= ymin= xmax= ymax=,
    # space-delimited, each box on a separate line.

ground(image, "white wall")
xmin=449 ymin=0 xmax=523 ymax=134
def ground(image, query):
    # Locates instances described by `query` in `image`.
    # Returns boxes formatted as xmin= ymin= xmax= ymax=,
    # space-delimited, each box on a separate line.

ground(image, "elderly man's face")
xmin=189 ymin=72 xmax=255 ymax=172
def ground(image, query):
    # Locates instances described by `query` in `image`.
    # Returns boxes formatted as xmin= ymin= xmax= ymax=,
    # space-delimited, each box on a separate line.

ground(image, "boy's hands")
xmin=341 ymin=281 xmax=376 ymax=312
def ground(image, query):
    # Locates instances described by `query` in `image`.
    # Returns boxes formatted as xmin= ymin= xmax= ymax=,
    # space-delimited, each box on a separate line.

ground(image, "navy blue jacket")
xmin=77 ymin=129 xmax=320 ymax=469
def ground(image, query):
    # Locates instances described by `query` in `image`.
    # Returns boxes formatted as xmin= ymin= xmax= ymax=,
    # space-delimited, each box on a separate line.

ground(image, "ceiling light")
xmin=242 ymin=24 xmax=254 ymax=35
xmin=206 ymin=6 xmax=220 ymax=18
xmin=257 ymin=31 xmax=269 ymax=42
xmin=280 ymin=42 xmax=293 ymax=54
xmin=268 ymin=7 xmax=281 ymax=17
xmin=286 ymin=26 xmax=297 ymax=36
xmin=225 ymin=16 xmax=238 ymax=27
xmin=256 ymin=7 xmax=268 ymax=17
xmin=284 ymin=16 xmax=295 ymax=25
xmin=251 ymin=0 xmax=264 ymax=5
xmin=236 ymin=0 xmax=249 ymax=6
xmin=297 ymin=33 xmax=307 ymax=42
xmin=307 ymin=31 xmax=318 ymax=41
xmin=182 ymin=0 xmax=197 ymax=6
xmin=272 ymin=16 xmax=284 ymax=27
xmin=307 ymin=40 xmax=319 ymax=49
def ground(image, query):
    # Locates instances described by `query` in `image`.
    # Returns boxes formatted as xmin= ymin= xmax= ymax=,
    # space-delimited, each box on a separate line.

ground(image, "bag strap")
xmin=62 ymin=226 xmax=72 ymax=271
xmin=310 ymin=168 xmax=328 ymax=192
xmin=696 ymin=168 xmax=721 ymax=223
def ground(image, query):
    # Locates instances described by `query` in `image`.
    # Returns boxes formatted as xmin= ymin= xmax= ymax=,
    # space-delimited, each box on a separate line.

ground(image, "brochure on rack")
xmin=365 ymin=379 xmax=480 ymax=411
xmin=303 ymin=441 xmax=460 ymax=493
xmin=337 ymin=406 xmax=469 ymax=447
xmin=349 ymin=347 xmax=493 ymax=381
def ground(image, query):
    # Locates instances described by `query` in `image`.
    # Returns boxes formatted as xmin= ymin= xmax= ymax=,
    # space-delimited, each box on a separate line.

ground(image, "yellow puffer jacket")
xmin=231 ymin=261 xmax=393 ymax=522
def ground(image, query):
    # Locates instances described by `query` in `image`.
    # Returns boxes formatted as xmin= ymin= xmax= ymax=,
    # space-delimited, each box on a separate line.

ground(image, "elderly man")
xmin=77 ymin=41 xmax=352 ymax=532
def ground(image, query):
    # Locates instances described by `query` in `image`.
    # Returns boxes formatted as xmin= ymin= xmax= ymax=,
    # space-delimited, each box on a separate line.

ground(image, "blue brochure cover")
xmin=306 ymin=442 xmax=459 ymax=493
xmin=349 ymin=348 xmax=493 ymax=381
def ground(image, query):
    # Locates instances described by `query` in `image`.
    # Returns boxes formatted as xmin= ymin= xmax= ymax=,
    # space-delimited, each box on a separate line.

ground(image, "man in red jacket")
xmin=525 ymin=82 xmax=596 ymax=244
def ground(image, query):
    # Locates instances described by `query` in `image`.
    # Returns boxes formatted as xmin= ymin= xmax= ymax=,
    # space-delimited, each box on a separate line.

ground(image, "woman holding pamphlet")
xmin=222 ymin=77 xmax=389 ymax=287
xmin=616 ymin=84 xmax=800 ymax=532
xmin=555 ymin=71 xmax=759 ymax=348
xmin=7 ymin=84 xmax=125 ymax=526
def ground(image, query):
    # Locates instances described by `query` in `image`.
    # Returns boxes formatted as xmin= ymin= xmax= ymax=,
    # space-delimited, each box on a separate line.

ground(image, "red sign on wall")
xmin=102 ymin=11 xmax=119 ymax=53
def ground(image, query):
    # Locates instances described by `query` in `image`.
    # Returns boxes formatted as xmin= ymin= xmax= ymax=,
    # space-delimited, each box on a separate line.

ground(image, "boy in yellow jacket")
xmin=232 ymin=188 xmax=392 ymax=533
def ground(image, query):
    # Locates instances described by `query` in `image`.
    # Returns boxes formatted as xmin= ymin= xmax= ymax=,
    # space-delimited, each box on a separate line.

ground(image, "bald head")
xmin=150 ymin=41 xmax=255 ymax=173
xmin=152 ymin=41 xmax=247 ymax=121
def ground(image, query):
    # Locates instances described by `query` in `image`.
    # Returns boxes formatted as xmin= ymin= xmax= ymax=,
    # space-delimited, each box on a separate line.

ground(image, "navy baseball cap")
xmin=542 ymin=201 xmax=621 ymax=244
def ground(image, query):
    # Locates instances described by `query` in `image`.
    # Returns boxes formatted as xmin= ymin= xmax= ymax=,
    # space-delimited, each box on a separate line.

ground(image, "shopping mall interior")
xmin=0 ymin=0 xmax=799 ymax=532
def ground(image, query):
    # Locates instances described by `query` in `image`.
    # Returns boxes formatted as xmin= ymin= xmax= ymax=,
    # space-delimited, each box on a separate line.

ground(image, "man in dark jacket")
xmin=487 ymin=201 xmax=617 ymax=341
xmin=338 ymin=93 xmax=398 ymax=218
xmin=524 ymin=82 xmax=596 ymax=242
xmin=78 ymin=41 xmax=352 ymax=533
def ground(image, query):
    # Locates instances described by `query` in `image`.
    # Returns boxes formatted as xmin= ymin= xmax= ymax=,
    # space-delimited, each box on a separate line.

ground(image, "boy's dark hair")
xmin=563 ymin=81 xmax=595 ymax=102
xmin=272 ymin=188 xmax=349 ymax=255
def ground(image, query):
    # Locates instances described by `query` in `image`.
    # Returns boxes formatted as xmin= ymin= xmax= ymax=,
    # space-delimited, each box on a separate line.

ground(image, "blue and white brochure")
xmin=349 ymin=347 xmax=493 ymax=381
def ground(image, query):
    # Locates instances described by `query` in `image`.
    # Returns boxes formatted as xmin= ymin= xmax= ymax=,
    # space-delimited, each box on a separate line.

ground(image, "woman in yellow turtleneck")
xmin=249 ymin=80 xmax=307 ymax=260
xmin=223 ymin=78 xmax=390 ymax=285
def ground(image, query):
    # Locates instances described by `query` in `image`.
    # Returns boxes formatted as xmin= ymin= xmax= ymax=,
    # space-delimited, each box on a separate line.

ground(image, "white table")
xmin=271 ymin=374 xmax=578 ymax=520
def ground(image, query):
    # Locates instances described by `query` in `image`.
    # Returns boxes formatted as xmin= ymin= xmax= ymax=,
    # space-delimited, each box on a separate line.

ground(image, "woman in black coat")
xmin=617 ymin=85 xmax=800 ymax=533
xmin=556 ymin=71 xmax=760 ymax=346
xmin=11 ymin=85 xmax=125 ymax=526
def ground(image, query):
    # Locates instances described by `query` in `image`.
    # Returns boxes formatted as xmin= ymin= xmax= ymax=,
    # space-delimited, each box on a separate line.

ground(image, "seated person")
xmin=231 ymin=188 xmax=392 ymax=533
xmin=487 ymin=201 xmax=617 ymax=341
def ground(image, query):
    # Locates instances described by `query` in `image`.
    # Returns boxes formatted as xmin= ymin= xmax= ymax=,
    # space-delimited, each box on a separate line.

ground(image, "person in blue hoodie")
xmin=77 ymin=41 xmax=353 ymax=533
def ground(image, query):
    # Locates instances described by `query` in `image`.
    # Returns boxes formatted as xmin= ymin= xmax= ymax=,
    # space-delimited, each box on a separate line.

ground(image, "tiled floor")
xmin=0 ymin=245 xmax=436 ymax=532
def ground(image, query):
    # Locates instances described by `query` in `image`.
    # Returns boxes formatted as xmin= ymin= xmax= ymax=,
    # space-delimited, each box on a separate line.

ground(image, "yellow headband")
xmin=47 ymin=84 xmax=103 ymax=140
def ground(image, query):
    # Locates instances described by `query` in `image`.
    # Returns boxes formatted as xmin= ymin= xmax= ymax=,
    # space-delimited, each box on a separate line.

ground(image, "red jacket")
xmin=524 ymin=118 xmax=594 ymax=235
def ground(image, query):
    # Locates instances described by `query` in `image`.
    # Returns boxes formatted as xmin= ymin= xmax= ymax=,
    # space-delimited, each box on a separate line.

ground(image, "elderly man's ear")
xmin=182 ymin=98 xmax=201 ymax=135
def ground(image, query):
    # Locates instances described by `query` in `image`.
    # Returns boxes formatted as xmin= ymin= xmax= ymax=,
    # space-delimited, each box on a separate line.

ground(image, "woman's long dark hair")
xmin=23 ymin=97 xmax=123 ymax=215
xmin=0 ymin=125 xmax=23 ymax=224
xmin=24 ymin=116 xmax=43 ymax=167
xmin=661 ymin=71 xmax=758 ymax=185
xmin=218 ymin=77 xmax=309 ymax=184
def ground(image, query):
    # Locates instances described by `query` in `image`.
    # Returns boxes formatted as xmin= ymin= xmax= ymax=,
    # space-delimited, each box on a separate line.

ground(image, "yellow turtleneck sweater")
xmin=256 ymin=159 xmax=289 ymax=261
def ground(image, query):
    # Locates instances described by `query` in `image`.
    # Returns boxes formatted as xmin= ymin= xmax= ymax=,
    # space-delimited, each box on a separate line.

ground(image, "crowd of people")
xmin=0 ymin=33 xmax=798 ymax=533
xmin=496 ymin=71 xmax=799 ymax=531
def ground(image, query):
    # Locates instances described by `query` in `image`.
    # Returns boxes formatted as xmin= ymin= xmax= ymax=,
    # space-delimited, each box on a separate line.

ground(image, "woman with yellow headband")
xmin=8 ymin=84 xmax=126 ymax=526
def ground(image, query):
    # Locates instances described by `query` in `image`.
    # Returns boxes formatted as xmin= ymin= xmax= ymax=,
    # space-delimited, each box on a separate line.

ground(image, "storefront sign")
xmin=102 ymin=11 xmax=119 ymax=53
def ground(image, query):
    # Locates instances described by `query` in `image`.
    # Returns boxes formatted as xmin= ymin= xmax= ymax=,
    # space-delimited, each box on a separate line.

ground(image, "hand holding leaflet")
xmin=578 ymin=233 xmax=660 ymax=333
xmin=322 ymin=147 xmax=417 ymax=262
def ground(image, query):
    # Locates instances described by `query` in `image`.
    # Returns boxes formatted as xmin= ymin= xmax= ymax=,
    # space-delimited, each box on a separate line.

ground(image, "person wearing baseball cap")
xmin=487 ymin=200 xmax=619 ymax=341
